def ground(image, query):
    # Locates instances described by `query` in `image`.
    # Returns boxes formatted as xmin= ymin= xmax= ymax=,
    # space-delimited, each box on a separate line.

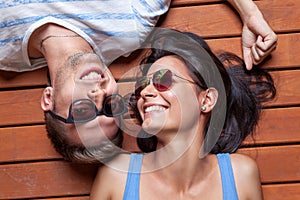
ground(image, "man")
xmin=2 ymin=0 xmax=171 ymax=162
xmin=0 ymin=0 xmax=277 ymax=163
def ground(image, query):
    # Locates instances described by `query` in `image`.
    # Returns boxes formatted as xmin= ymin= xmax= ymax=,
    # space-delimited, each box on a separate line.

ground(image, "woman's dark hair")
xmin=135 ymin=29 xmax=276 ymax=153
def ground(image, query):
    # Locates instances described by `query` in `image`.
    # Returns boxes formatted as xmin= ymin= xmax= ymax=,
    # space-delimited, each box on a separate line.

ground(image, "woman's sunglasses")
xmin=135 ymin=69 xmax=204 ymax=98
xmin=49 ymin=94 xmax=128 ymax=123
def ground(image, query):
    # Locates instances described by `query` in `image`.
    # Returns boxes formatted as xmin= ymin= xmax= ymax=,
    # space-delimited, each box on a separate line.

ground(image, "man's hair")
xmin=44 ymin=112 xmax=123 ymax=163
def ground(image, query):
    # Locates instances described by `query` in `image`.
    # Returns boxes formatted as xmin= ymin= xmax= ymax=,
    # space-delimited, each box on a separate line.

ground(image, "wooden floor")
xmin=0 ymin=0 xmax=299 ymax=199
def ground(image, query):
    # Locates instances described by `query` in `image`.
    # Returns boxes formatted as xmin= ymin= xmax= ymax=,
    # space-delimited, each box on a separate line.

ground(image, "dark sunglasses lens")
xmin=103 ymin=95 xmax=126 ymax=116
xmin=71 ymin=100 xmax=96 ymax=122
xmin=135 ymin=77 xmax=148 ymax=98
xmin=153 ymin=69 xmax=172 ymax=91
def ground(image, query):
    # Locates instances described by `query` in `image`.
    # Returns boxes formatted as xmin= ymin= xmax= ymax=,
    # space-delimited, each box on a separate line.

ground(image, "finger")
xmin=251 ymin=45 xmax=260 ymax=62
xmin=255 ymin=35 xmax=265 ymax=51
xmin=256 ymin=43 xmax=277 ymax=58
xmin=256 ymin=34 xmax=278 ymax=52
xmin=252 ymin=45 xmax=269 ymax=66
xmin=255 ymin=35 xmax=269 ymax=53
xmin=255 ymin=46 xmax=266 ymax=58
xmin=243 ymin=47 xmax=253 ymax=70
xmin=254 ymin=37 xmax=277 ymax=65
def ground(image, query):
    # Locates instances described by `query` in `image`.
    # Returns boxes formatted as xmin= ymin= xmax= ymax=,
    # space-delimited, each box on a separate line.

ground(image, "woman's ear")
xmin=41 ymin=87 xmax=54 ymax=111
xmin=200 ymin=87 xmax=218 ymax=113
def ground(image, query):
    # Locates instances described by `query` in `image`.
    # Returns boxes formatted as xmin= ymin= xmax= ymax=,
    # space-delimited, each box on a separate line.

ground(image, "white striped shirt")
xmin=0 ymin=0 xmax=170 ymax=72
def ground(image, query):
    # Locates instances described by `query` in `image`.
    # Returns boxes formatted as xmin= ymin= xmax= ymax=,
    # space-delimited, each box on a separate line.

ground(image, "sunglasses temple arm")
xmin=49 ymin=111 xmax=69 ymax=123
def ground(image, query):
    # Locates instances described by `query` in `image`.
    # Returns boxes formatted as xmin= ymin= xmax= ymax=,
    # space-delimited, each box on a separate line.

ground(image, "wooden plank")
xmin=36 ymin=197 xmax=89 ymax=200
xmin=207 ymin=33 xmax=300 ymax=70
xmin=262 ymin=183 xmax=300 ymax=200
xmin=0 ymin=107 xmax=299 ymax=163
xmin=0 ymin=161 xmax=98 ymax=199
xmin=171 ymin=0 xmax=223 ymax=6
xmin=0 ymin=1 xmax=298 ymax=200
xmin=1 ymin=145 xmax=299 ymax=199
xmin=0 ymin=69 xmax=299 ymax=126
xmin=258 ymin=0 xmax=300 ymax=33
xmin=0 ymin=88 xmax=44 ymax=126
xmin=0 ymin=125 xmax=61 ymax=163
xmin=270 ymin=70 xmax=300 ymax=107
xmin=24 ymin=183 xmax=300 ymax=200
xmin=159 ymin=0 xmax=300 ymax=37
xmin=0 ymin=0 xmax=299 ymax=89
xmin=170 ymin=0 xmax=260 ymax=6
xmin=0 ymin=32 xmax=298 ymax=89
xmin=31 ymin=183 xmax=300 ymax=200
xmin=0 ymin=68 xmax=47 ymax=89
xmin=159 ymin=3 xmax=241 ymax=37
xmin=0 ymin=124 xmax=139 ymax=163
xmin=116 ymin=69 xmax=300 ymax=107
xmin=238 ymin=145 xmax=300 ymax=183
xmin=244 ymin=107 xmax=300 ymax=145
xmin=109 ymin=33 xmax=300 ymax=79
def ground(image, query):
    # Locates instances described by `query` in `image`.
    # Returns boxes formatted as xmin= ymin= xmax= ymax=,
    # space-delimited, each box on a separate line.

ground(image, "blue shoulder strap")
xmin=217 ymin=153 xmax=239 ymax=200
xmin=123 ymin=153 xmax=143 ymax=200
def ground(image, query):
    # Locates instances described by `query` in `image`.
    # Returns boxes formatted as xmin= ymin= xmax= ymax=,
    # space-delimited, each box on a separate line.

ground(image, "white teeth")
xmin=81 ymin=72 xmax=101 ymax=80
xmin=145 ymin=105 xmax=166 ymax=113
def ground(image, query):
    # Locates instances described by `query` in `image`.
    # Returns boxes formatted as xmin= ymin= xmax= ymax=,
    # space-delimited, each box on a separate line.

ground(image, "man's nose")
xmin=88 ymin=88 xmax=107 ymax=110
xmin=97 ymin=74 xmax=110 ymax=88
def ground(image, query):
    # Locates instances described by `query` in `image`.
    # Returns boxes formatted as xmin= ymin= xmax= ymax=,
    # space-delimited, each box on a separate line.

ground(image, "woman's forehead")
xmin=149 ymin=55 xmax=188 ymax=75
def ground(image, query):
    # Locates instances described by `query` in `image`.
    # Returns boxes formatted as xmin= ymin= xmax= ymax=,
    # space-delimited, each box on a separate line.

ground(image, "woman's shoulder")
xmin=97 ymin=153 xmax=133 ymax=177
xmin=90 ymin=153 xmax=133 ymax=199
xmin=229 ymin=153 xmax=263 ymax=200
xmin=230 ymin=153 xmax=259 ymax=170
xmin=229 ymin=153 xmax=260 ymax=182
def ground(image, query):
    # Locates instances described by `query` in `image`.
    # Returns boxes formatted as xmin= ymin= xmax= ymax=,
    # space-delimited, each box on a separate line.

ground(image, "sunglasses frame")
xmin=49 ymin=94 xmax=128 ymax=124
xmin=135 ymin=69 xmax=202 ymax=98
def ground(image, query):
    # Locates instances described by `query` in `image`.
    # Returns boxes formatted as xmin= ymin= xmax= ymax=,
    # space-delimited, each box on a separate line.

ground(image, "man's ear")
xmin=41 ymin=87 xmax=54 ymax=111
xmin=199 ymin=87 xmax=218 ymax=113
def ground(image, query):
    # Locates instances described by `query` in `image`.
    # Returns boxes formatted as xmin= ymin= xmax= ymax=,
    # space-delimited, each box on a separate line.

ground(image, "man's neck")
xmin=28 ymin=23 xmax=93 ymax=78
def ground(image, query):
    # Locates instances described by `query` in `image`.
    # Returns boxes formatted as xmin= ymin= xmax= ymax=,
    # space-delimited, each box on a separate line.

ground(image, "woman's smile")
xmin=144 ymin=104 xmax=167 ymax=113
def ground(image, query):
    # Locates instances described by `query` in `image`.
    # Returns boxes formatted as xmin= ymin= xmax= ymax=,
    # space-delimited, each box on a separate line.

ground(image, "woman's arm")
xmin=227 ymin=0 xmax=278 ymax=70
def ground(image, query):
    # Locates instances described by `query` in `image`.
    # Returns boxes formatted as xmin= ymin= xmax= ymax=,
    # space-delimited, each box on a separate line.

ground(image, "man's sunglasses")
xmin=49 ymin=94 xmax=128 ymax=123
xmin=135 ymin=69 xmax=205 ymax=98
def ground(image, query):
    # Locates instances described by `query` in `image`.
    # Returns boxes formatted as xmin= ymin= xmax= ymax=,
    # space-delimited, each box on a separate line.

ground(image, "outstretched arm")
xmin=227 ymin=0 xmax=278 ymax=70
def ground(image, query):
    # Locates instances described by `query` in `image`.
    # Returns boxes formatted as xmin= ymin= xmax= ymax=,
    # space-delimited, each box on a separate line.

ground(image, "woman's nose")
xmin=140 ymin=84 xmax=158 ymax=98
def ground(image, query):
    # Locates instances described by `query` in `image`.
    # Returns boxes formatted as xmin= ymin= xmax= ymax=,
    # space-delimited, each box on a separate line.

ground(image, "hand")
xmin=242 ymin=14 xmax=278 ymax=70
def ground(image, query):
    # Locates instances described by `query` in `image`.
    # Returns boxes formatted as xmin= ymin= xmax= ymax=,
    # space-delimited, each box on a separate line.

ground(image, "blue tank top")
xmin=123 ymin=153 xmax=143 ymax=200
xmin=123 ymin=153 xmax=238 ymax=200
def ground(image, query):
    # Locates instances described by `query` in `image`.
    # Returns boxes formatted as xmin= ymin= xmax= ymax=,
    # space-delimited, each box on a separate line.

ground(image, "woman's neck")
xmin=146 ymin=131 xmax=205 ymax=184
xmin=147 ymin=148 xmax=215 ymax=194
xmin=144 ymin=118 xmax=218 ymax=192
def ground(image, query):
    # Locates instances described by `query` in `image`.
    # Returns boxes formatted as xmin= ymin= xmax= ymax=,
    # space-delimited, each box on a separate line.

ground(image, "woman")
xmin=90 ymin=29 xmax=276 ymax=199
